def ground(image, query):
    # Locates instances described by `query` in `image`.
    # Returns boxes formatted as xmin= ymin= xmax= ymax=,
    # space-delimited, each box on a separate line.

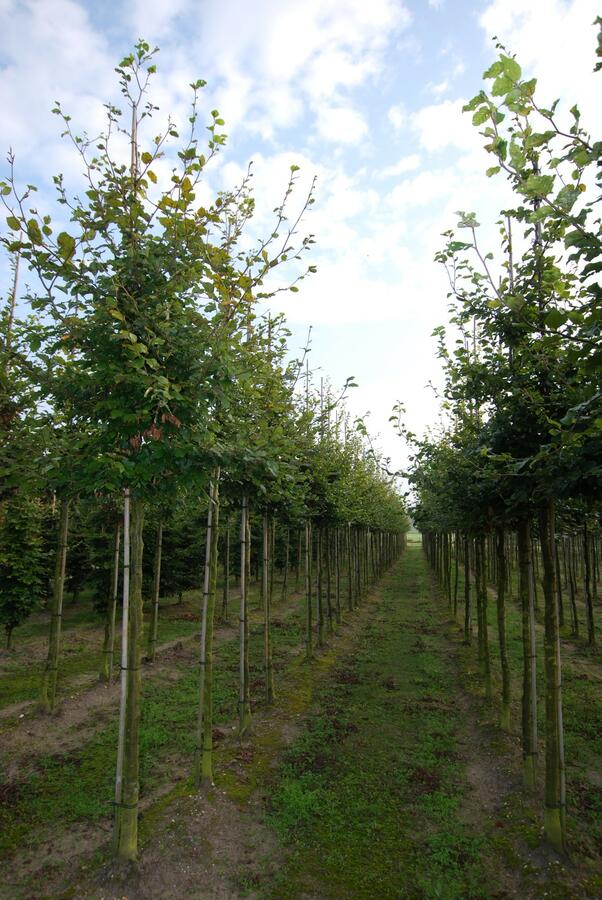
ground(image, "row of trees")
xmin=405 ymin=29 xmax=601 ymax=855
xmin=0 ymin=43 xmax=408 ymax=862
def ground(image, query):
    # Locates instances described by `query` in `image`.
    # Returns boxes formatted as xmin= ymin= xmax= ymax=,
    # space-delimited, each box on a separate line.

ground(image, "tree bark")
xmin=518 ymin=518 xmax=538 ymax=790
xmin=145 ymin=518 xmax=163 ymax=663
xmin=113 ymin=492 xmax=144 ymax=861
xmin=495 ymin=526 xmax=511 ymax=730
xmin=538 ymin=499 xmax=566 ymax=852
xmin=41 ymin=497 xmax=71 ymax=713
xmin=238 ymin=496 xmax=252 ymax=736
xmin=101 ymin=521 xmax=121 ymax=682
xmin=263 ymin=511 xmax=275 ymax=703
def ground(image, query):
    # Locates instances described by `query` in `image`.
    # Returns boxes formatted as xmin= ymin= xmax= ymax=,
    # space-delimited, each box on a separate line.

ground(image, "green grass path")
xmin=263 ymin=545 xmax=489 ymax=899
xmin=262 ymin=545 xmax=601 ymax=899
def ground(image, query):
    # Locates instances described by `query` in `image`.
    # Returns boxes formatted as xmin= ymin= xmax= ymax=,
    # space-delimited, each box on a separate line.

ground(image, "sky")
xmin=0 ymin=0 xmax=599 ymax=473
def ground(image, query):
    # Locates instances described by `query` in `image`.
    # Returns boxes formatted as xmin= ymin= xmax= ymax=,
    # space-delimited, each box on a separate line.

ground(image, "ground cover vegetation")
xmin=404 ymin=26 xmax=602 ymax=860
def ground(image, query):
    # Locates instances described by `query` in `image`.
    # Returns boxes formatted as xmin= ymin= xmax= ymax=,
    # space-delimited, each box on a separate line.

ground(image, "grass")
xmin=0 ymin=583 xmax=308 ymax=864
xmin=445 ymin=550 xmax=602 ymax=895
xmin=262 ymin=548 xmax=488 ymax=900
xmin=0 ymin=579 xmax=290 ymax=711
xmin=260 ymin=545 xmax=602 ymax=899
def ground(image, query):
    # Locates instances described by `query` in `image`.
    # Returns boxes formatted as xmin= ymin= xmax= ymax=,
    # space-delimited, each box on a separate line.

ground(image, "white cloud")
xmin=412 ymin=98 xmax=479 ymax=154
xmin=480 ymin=0 xmax=600 ymax=129
xmin=315 ymin=106 xmax=368 ymax=145
xmin=197 ymin=0 xmax=411 ymax=140
xmin=378 ymin=154 xmax=422 ymax=177
xmin=429 ymin=78 xmax=450 ymax=96
xmin=127 ymin=0 xmax=191 ymax=38
xmin=388 ymin=102 xmax=407 ymax=132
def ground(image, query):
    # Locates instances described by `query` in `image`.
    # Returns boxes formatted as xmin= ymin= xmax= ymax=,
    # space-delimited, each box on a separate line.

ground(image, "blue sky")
xmin=1 ymin=0 xmax=599 ymax=470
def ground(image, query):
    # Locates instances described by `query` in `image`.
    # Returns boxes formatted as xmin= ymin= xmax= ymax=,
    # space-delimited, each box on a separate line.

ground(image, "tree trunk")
xmin=538 ymin=499 xmax=566 ymax=852
xmin=463 ymin=535 xmax=471 ymax=643
xmin=41 ymin=497 xmax=71 ymax=713
xmin=518 ymin=518 xmax=538 ymax=790
xmin=113 ymin=492 xmax=144 ymax=861
xmin=325 ymin=527 xmax=333 ymax=634
xmin=280 ymin=527 xmax=289 ymax=603
xmin=145 ymin=519 xmax=163 ymax=663
xmin=317 ymin=528 xmax=325 ymax=647
xmin=347 ymin=524 xmax=353 ymax=612
xmin=453 ymin=531 xmax=459 ymax=619
xmin=568 ymin=537 xmax=579 ymax=637
xmin=101 ymin=521 xmax=121 ymax=682
xmin=221 ymin=523 xmax=230 ymax=622
xmin=583 ymin=521 xmax=595 ymax=647
xmin=238 ymin=496 xmax=252 ymax=736
xmin=495 ymin=526 xmax=511 ymax=731
xmin=305 ymin=519 xmax=313 ymax=659
xmin=334 ymin=528 xmax=342 ymax=624
xmin=263 ymin=511 xmax=275 ymax=703
xmin=195 ymin=477 xmax=218 ymax=787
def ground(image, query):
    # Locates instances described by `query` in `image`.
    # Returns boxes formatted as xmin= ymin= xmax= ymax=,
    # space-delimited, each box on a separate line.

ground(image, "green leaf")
xmin=492 ymin=75 xmax=513 ymax=96
xmin=483 ymin=60 xmax=504 ymax=79
xmin=521 ymin=174 xmax=555 ymax=198
xmin=472 ymin=107 xmax=490 ymax=126
xmin=57 ymin=231 xmax=76 ymax=260
xmin=486 ymin=166 xmax=501 ymax=177
xmin=509 ymin=141 xmax=526 ymax=170
xmin=555 ymin=184 xmax=579 ymax=212
xmin=141 ymin=151 xmax=153 ymax=165
xmin=6 ymin=216 xmax=20 ymax=231
xmin=500 ymin=55 xmax=521 ymax=81
xmin=26 ymin=219 xmax=43 ymax=244
xmin=147 ymin=169 xmax=157 ymax=184
xmin=545 ymin=308 xmax=568 ymax=329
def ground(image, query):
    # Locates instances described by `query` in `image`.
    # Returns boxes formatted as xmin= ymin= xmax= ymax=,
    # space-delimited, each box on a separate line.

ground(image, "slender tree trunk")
xmin=221 ymin=523 xmax=230 ymax=622
xmin=334 ymin=528 xmax=342 ymax=624
xmin=41 ymin=497 xmax=71 ymax=713
xmin=195 ymin=477 xmax=218 ymax=787
xmin=568 ymin=538 xmax=579 ymax=637
xmin=305 ymin=519 xmax=313 ymax=659
xmin=583 ymin=521 xmax=595 ymax=647
xmin=453 ymin=531 xmax=459 ymax=619
xmin=325 ymin=527 xmax=333 ymax=634
xmin=347 ymin=524 xmax=353 ymax=612
xmin=518 ymin=518 xmax=538 ymax=790
xmin=538 ymin=500 xmax=566 ymax=852
xmin=463 ymin=535 xmax=471 ymax=643
xmin=101 ymin=522 xmax=121 ymax=682
xmin=317 ymin=527 xmax=325 ymax=647
xmin=263 ymin=511 xmax=275 ymax=703
xmin=238 ymin=496 xmax=252 ymax=736
xmin=475 ymin=536 xmax=492 ymax=700
xmin=280 ymin=527 xmax=289 ymax=603
xmin=145 ymin=519 xmax=163 ymax=663
xmin=113 ymin=492 xmax=144 ymax=861
xmin=114 ymin=490 xmax=130 ymax=855
xmin=495 ymin=526 xmax=511 ymax=730
xmin=295 ymin=528 xmax=302 ymax=592
xmin=555 ymin=537 xmax=564 ymax=630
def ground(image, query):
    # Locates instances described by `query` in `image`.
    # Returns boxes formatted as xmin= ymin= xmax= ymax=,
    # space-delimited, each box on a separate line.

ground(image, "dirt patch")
xmin=409 ymin=765 xmax=441 ymax=795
